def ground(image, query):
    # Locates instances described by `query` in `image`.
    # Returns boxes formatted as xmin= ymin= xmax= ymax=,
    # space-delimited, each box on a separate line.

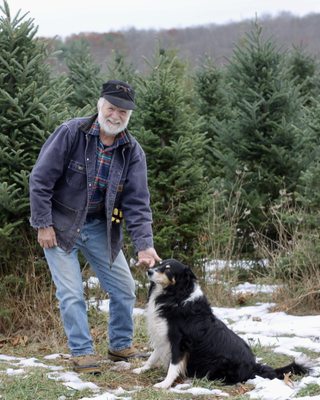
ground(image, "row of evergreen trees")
xmin=1 ymin=1 xmax=320 ymax=278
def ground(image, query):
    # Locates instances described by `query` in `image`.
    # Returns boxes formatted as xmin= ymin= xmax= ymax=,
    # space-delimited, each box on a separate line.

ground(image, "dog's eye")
xmin=165 ymin=265 xmax=171 ymax=270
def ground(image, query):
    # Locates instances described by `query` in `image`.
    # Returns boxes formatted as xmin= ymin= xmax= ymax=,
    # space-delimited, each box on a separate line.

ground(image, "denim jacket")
xmin=29 ymin=114 xmax=154 ymax=262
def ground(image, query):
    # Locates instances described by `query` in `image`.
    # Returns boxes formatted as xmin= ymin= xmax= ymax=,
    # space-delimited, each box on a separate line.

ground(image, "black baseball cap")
xmin=100 ymin=79 xmax=136 ymax=110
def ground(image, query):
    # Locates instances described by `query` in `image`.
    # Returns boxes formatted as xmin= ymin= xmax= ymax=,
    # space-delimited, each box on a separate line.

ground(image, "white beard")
xmin=98 ymin=111 xmax=130 ymax=136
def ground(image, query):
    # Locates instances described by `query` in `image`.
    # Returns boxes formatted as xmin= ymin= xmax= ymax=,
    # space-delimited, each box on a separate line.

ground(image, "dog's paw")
xmin=133 ymin=365 xmax=151 ymax=374
xmin=154 ymin=380 xmax=171 ymax=389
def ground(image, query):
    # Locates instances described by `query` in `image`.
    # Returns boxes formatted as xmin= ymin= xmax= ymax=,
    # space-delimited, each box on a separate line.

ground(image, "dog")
xmin=133 ymin=258 xmax=311 ymax=389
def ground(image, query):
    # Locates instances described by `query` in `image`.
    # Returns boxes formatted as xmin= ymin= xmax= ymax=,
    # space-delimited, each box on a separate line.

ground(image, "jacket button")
xmin=77 ymin=229 xmax=80 ymax=232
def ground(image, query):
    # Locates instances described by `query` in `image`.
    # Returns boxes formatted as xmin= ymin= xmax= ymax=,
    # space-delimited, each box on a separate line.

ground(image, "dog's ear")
xmin=184 ymin=267 xmax=197 ymax=283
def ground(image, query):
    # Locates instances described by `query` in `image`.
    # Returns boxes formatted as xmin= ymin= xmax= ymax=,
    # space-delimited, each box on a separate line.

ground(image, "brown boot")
xmin=71 ymin=354 xmax=101 ymax=374
xmin=108 ymin=345 xmax=148 ymax=362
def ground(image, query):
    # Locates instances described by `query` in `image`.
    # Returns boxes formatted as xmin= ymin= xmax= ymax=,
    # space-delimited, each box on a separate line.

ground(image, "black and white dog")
xmin=133 ymin=259 xmax=310 ymax=389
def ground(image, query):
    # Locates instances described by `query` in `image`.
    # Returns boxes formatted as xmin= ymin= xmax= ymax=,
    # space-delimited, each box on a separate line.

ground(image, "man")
xmin=29 ymin=80 xmax=160 ymax=374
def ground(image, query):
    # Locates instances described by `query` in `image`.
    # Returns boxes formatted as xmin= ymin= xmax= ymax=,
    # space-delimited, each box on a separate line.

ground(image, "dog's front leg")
xmin=132 ymin=347 xmax=163 ymax=374
xmin=154 ymin=359 xmax=186 ymax=389
xmin=154 ymin=330 xmax=187 ymax=389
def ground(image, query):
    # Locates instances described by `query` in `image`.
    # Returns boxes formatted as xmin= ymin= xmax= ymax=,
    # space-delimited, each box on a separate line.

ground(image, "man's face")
xmin=98 ymin=99 xmax=132 ymax=136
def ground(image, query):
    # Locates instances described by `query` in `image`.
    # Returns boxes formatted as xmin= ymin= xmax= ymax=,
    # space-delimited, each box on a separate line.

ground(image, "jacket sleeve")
xmin=121 ymin=143 xmax=154 ymax=253
xmin=29 ymin=123 xmax=75 ymax=228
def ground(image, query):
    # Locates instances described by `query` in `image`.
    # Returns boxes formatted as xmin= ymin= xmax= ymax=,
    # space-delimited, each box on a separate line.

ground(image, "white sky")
xmin=7 ymin=0 xmax=320 ymax=38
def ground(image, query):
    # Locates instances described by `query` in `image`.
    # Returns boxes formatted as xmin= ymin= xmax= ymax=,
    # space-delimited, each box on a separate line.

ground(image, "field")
xmin=1 ymin=265 xmax=320 ymax=400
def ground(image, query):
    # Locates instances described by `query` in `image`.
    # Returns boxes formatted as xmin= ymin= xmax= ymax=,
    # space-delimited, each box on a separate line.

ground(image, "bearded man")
xmin=29 ymin=80 xmax=160 ymax=374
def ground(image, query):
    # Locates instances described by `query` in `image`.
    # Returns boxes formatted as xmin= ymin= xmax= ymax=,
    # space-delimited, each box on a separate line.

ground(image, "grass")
xmin=0 ymin=302 xmax=314 ymax=400
xmin=1 ymin=190 xmax=320 ymax=398
xmin=0 ymin=368 xmax=94 ymax=400
xmin=0 ymin=350 xmax=255 ymax=400
xmin=293 ymin=347 xmax=320 ymax=359
xmin=199 ymin=264 xmax=278 ymax=307
xmin=0 ymin=261 xmax=318 ymax=399
xmin=296 ymin=383 xmax=320 ymax=397
xmin=249 ymin=344 xmax=298 ymax=369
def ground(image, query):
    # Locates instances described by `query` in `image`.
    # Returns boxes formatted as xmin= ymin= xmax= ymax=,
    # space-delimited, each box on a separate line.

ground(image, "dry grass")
xmin=254 ymin=222 xmax=320 ymax=315
xmin=1 ymin=265 xmax=317 ymax=400
xmin=1 ymin=309 xmax=311 ymax=400
xmin=0 ymin=310 xmax=258 ymax=400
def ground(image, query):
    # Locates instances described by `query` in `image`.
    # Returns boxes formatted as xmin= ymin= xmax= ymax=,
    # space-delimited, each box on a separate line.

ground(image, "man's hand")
xmin=37 ymin=226 xmax=57 ymax=249
xmin=137 ymin=247 xmax=161 ymax=268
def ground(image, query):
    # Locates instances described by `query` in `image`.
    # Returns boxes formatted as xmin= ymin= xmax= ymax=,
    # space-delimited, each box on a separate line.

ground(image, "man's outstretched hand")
xmin=137 ymin=247 xmax=161 ymax=268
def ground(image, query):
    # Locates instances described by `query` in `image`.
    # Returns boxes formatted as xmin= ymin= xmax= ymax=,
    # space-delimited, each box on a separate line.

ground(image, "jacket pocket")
xmin=52 ymin=198 xmax=77 ymax=231
xmin=66 ymin=160 xmax=87 ymax=189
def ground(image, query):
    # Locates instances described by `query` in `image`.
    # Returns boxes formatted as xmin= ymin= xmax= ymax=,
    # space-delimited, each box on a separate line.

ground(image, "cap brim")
xmin=104 ymin=95 xmax=136 ymax=110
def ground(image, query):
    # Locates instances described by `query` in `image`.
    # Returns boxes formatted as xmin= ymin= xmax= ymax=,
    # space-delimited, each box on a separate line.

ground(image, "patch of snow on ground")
xmin=205 ymin=259 xmax=269 ymax=272
xmin=78 ymin=391 xmax=132 ymax=400
xmin=170 ymin=382 xmax=229 ymax=396
xmin=232 ymin=282 xmax=279 ymax=294
xmin=83 ymin=276 xmax=100 ymax=289
xmin=48 ymin=370 xmax=100 ymax=391
xmin=1 ymin=268 xmax=320 ymax=400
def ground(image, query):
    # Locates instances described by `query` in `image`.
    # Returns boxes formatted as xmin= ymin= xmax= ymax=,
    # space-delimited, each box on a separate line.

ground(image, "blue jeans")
xmin=44 ymin=217 xmax=136 ymax=356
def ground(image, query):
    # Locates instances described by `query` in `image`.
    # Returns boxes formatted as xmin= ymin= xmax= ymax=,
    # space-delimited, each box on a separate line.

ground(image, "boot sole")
xmin=108 ymin=352 xmax=148 ymax=362
xmin=73 ymin=365 xmax=101 ymax=374
xmin=108 ymin=352 xmax=130 ymax=362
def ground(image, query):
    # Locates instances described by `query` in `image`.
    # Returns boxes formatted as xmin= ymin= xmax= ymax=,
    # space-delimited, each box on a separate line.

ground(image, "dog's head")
xmin=147 ymin=258 xmax=197 ymax=288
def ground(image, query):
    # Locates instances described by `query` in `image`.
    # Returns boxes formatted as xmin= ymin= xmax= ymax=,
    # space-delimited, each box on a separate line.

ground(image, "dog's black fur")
xmin=134 ymin=259 xmax=310 ymax=388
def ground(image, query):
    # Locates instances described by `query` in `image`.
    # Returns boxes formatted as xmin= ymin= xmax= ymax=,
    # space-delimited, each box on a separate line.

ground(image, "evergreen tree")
xmin=213 ymin=23 xmax=305 ymax=243
xmin=194 ymin=56 xmax=232 ymax=180
xmin=296 ymin=99 xmax=320 ymax=212
xmin=287 ymin=46 xmax=320 ymax=103
xmin=107 ymin=51 xmax=137 ymax=83
xmin=195 ymin=56 xmax=230 ymax=124
xmin=0 ymin=1 xmax=70 ymax=271
xmin=285 ymin=47 xmax=320 ymax=218
xmin=65 ymin=39 xmax=103 ymax=112
xmin=133 ymin=50 xmax=210 ymax=264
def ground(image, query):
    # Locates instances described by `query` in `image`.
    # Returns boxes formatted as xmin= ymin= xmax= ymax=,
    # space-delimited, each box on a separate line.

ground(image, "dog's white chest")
xmin=146 ymin=287 xmax=169 ymax=350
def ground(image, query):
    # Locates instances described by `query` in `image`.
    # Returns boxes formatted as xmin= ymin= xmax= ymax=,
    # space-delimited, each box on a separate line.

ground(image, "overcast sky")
xmin=7 ymin=0 xmax=320 ymax=38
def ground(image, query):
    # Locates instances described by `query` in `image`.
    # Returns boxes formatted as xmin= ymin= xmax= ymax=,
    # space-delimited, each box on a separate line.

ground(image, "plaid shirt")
xmin=87 ymin=120 xmax=129 ymax=214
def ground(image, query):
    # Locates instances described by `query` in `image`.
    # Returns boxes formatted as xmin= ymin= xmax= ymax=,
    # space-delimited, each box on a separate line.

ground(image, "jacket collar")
xmin=79 ymin=114 xmax=98 ymax=135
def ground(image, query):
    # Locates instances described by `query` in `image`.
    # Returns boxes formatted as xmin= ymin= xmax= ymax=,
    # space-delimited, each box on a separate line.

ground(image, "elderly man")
xmin=29 ymin=80 xmax=160 ymax=374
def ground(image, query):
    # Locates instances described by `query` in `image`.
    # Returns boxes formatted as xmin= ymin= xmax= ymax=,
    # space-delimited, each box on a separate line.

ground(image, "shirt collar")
xmin=90 ymin=118 xmax=130 ymax=148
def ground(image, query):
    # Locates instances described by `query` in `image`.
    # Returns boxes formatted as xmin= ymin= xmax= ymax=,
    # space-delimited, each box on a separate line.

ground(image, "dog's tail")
xmin=253 ymin=355 xmax=313 ymax=380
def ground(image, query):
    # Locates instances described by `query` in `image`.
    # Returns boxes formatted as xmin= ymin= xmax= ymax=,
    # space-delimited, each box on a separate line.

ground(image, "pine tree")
xmin=213 ymin=23 xmax=305 ymax=243
xmin=287 ymin=46 xmax=320 ymax=103
xmin=296 ymin=99 xmax=320 ymax=211
xmin=194 ymin=56 xmax=232 ymax=180
xmin=133 ymin=49 xmax=210 ymax=264
xmin=65 ymin=39 xmax=103 ymax=112
xmin=0 ymin=1 xmax=70 ymax=270
xmin=107 ymin=51 xmax=137 ymax=83
xmin=195 ymin=56 xmax=230 ymax=124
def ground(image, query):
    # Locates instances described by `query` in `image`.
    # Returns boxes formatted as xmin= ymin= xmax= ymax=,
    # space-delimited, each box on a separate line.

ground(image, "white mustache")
xmin=106 ymin=118 xmax=120 ymax=125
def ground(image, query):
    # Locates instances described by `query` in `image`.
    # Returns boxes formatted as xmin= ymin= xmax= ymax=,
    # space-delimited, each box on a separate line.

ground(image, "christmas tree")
xmin=133 ymin=49 xmax=210 ymax=263
xmin=213 ymin=23 xmax=305 ymax=243
xmin=0 ymin=1 xmax=70 ymax=270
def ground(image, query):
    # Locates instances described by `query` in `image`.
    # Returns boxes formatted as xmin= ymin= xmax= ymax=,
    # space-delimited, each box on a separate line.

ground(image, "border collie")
xmin=133 ymin=259 xmax=310 ymax=389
